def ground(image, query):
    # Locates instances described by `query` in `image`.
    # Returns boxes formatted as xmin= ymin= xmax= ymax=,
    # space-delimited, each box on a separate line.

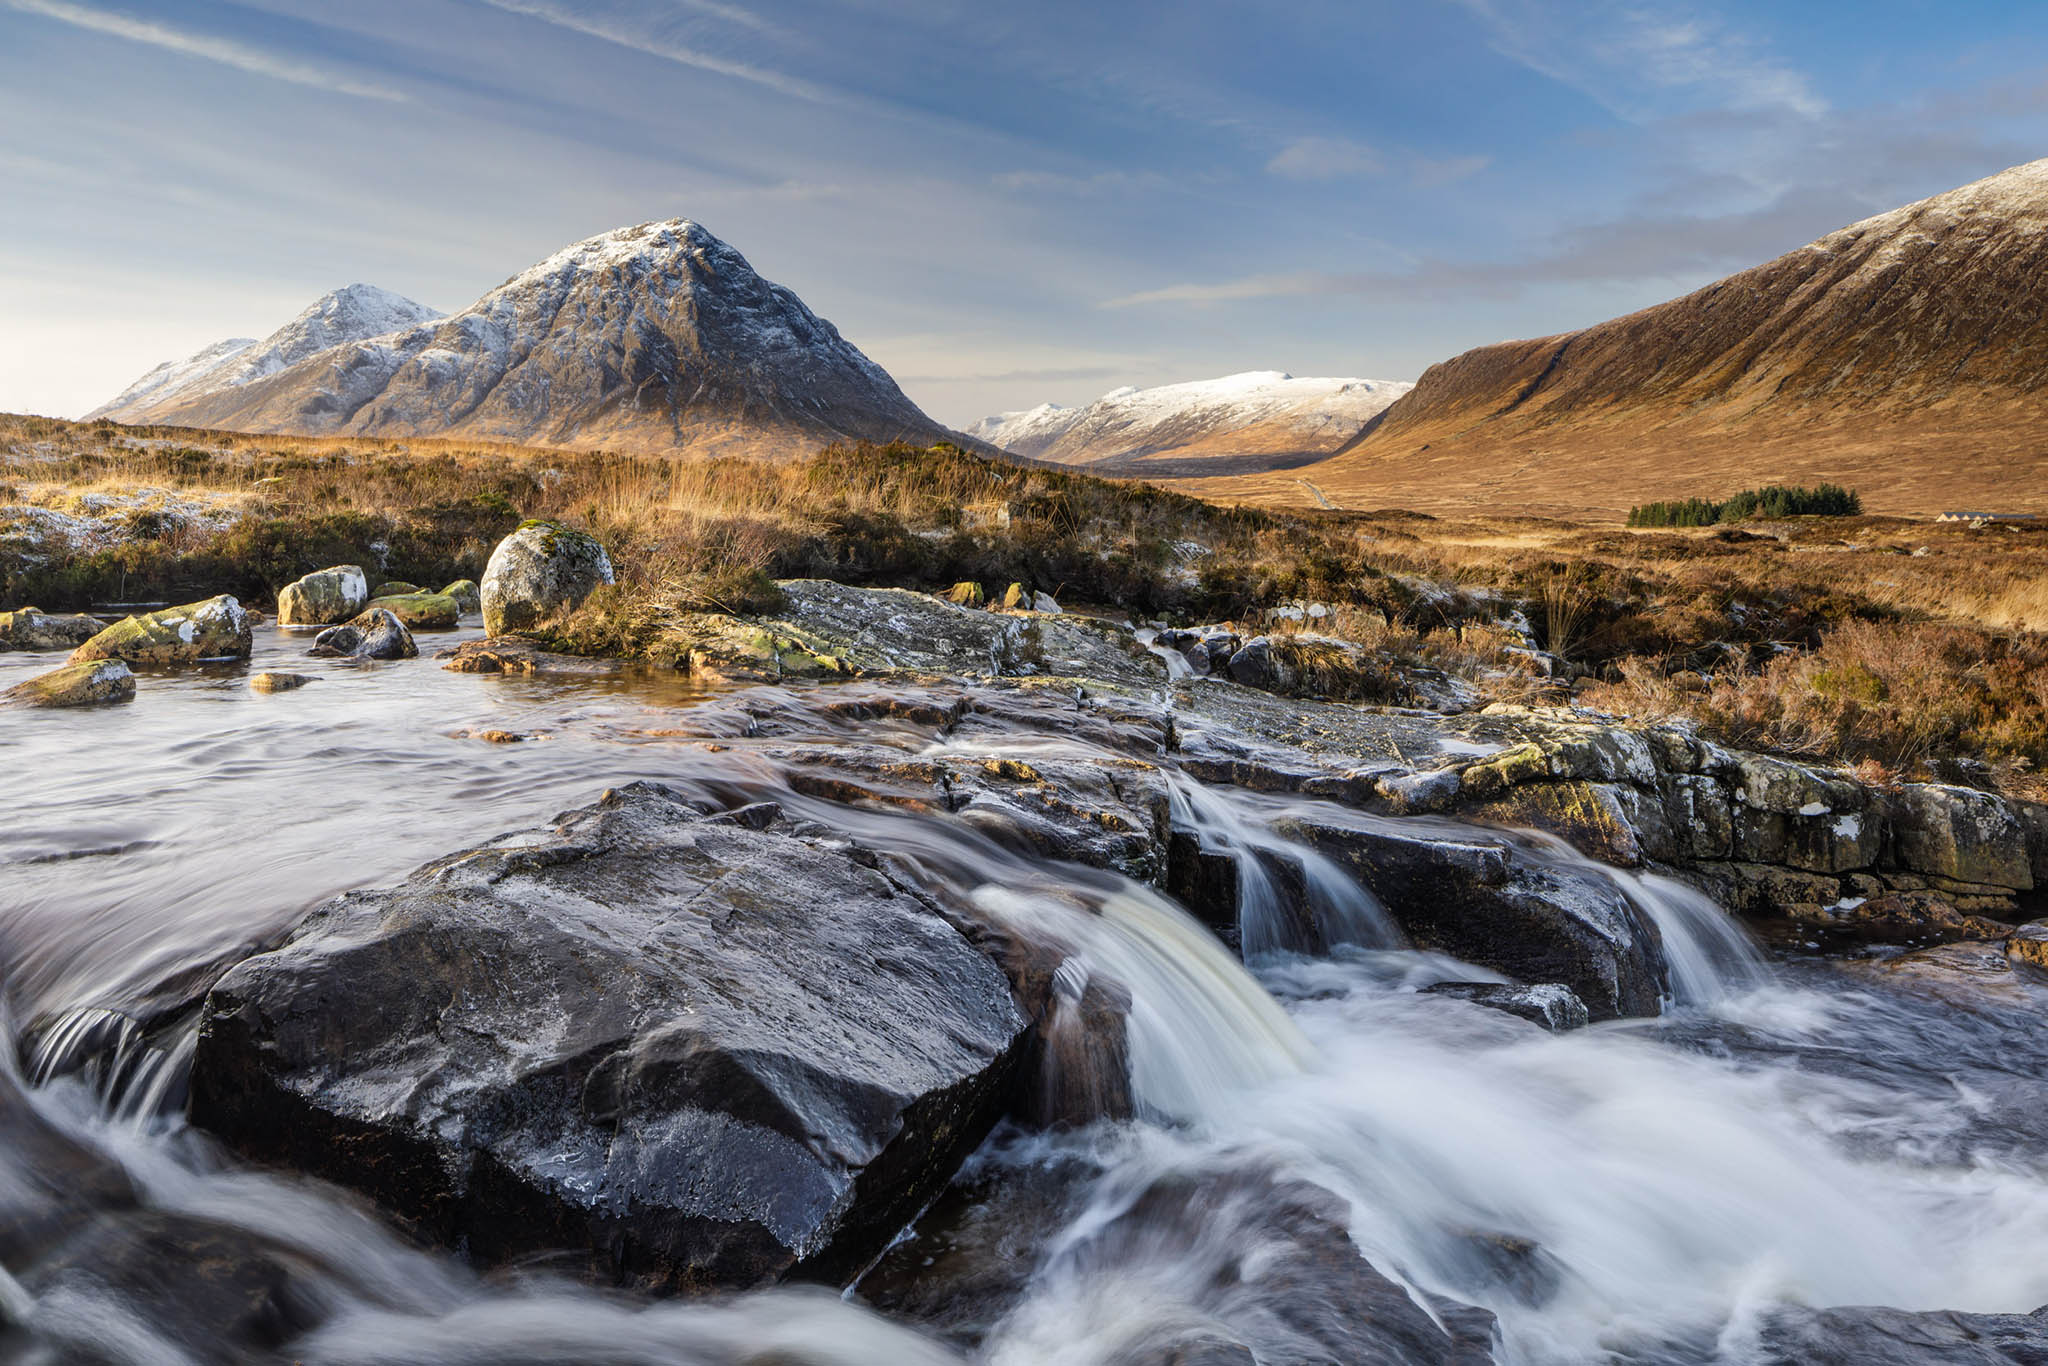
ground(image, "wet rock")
xmin=369 ymin=580 xmax=421 ymax=598
xmin=439 ymin=578 xmax=482 ymax=615
xmin=0 ymin=606 xmax=103 ymax=651
xmin=363 ymin=591 xmax=460 ymax=629
xmin=1021 ymin=960 xmax=1135 ymax=1128
xmin=481 ymin=519 xmax=614 ymax=637
xmin=70 ymin=594 xmax=251 ymax=666
xmin=1421 ymin=980 xmax=1591 ymax=1032
xmin=1280 ymin=817 xmax=1665 ymax=1019
xmin=1891 ymin=784 xmax=2033 ymax=891
xmin=2 ymin=657 xmax=134 ymax=708
xmin=13 ymin=1210 xmax=338 ymax=1364
xmin=308 ymin=609 xmax=417 ymax=661
xmin=248 ymin=671 xmax=315 ymax=693
xmin=188 ymin=781 xmax=1030 ymax=1292
xmin=1753 ymin=1301 xmax=2048 ymax=1363
xmin=436 ymin=637 xmax=622 ymax=678
xmin=663 ymin=615 xmax=853 ymax=685
xmin=1225 ymin=637 xmax=1294 ymax=692
xmin=0 ymin=1069 xmax=138 ymax=1268
xmin=1376 ymin=768 xmax=1463 ymax=815
xmin=275 ymin=565 xmax=369 ymax=627
xmin=2007 ymin=921 xmax=2048 ymax=971
xmin=1466 ymin=779 xmax=1661 ymax=867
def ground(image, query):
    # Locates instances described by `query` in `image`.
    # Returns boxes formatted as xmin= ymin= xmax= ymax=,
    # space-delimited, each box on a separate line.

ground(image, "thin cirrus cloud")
xmin=2 ymin=0 xmax=409 ymax=101
xmin=474 ymin=0 xmax=840 ymax=105
xmin=1266 ymin=136 xmax=1384 ymax=181
xmin=1455 ymin=0 xmax=1826 ymax=122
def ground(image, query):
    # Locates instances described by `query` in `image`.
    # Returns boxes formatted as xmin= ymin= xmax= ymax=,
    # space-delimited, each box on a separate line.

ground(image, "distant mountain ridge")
xmin=92 ymin=221 xmax=963 ymax=458
xmin=1197 ymin=158 xmax=2048 ymax=518
xmin=90 ymin=285 xmax=443 ymax=423
xmin=970 ymin=371 xmax=1412 ymax=473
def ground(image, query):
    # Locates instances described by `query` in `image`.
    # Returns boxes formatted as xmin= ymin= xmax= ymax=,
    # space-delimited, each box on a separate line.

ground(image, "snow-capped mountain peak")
xmin=971 ymin=370 xmax=1414 ymax=468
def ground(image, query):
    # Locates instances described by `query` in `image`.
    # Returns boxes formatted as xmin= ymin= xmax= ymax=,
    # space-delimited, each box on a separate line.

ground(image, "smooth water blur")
xmin=8 ymin=626 xmax=2048 ymax=1364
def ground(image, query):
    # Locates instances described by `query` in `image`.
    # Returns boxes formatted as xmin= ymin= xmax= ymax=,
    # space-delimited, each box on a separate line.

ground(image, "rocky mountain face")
xmin=1202 ymin=159 xmax=2048 ymax=518
xmin=89 ymin=285 xmax=443 ymax=423
xmin=969 ymin=371 xmax=1411 ymax=474
xmin=109 ymin=221 xmax=961 ymax=458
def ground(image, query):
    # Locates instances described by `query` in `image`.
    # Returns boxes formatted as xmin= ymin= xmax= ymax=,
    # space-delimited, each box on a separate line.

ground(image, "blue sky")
xmin=2 ymin=0 xmax=2043 ymax=426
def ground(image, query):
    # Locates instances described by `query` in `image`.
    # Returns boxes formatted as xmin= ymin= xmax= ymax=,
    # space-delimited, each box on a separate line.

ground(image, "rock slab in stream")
xmin=70 ymin=595 xmax=251 ymax=666
xmin=480 ymin=519 xmax=614 ymax=636
xmin=188 ymin=781 xmax=1030 ymax=1292
xmin=275 ymin=565 xmax=369 ymax=627
xmin=3 ymin=657 xmax=135 ymax=708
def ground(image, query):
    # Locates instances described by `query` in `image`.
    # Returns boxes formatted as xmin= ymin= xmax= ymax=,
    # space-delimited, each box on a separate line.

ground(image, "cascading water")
xmin=9 ymin=625 xmax=2048 ymax=1364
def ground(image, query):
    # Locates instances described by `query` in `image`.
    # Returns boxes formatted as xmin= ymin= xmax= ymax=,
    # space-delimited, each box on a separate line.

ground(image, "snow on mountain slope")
xmin=85 ymin=337 xmax=257 ymax=420
xmin=972 ymin=371 xmax=1413 ymax=468
xmin=125 ymin=220 xmax=962 ymax=458
xmin=90 ymin=285 xmax=443 ymax=424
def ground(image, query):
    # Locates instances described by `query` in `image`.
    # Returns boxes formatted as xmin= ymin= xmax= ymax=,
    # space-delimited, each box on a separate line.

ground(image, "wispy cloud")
xmin=1455 ymin=0 xmax=1825 ymax=121
xmin=1104 ymin=273 xmax=1333 ymax=308
xmin=476 ymin=0 xmax=839 ymax=104
xmin=4 ymin=0 xmax=409 ymax=100
xmin=1266 ymin=136 xmax=1383 ymax=180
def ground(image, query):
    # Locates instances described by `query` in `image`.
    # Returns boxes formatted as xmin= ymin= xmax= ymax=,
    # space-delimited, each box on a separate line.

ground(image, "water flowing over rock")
xmin=3 ymin=657 xmax=134 ymax=708
xmin=0 ymin=607 xmax=103 ymax=651
xmin=480 ymin=520 xmax=614 ymax=637
xmin=276 ymin=566 xmax=370 ymax=627
xmin=308 ymin=609 xmax=416 ymax=661
xmin=69 ymin=595 xmax=251 ymax=666
xmin=187 ymin=782 xmax=1031 ymax=1291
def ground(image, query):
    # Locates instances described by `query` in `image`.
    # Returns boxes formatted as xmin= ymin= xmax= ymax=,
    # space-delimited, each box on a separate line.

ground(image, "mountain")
xmin=89 ymin=285 xmax=443 ymax=423
xmin=969 ymin=371 xmax=1412 ymax=474
xmin=106 ymin=221 xmax=961 ymax=458
xmin=1195 ymin=159 xmax=2048 ymax=519
xmin=87 ymin=337 xmax=257 ymax=421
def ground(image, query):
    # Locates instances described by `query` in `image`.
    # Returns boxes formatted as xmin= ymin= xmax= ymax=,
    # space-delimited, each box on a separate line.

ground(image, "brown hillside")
xmin=1189 ymin=158 xmax=2048 ymax=520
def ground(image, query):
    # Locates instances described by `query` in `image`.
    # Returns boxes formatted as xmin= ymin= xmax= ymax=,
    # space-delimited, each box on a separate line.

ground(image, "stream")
xmin=7 ymin=623 xmax=2048 ymax=1364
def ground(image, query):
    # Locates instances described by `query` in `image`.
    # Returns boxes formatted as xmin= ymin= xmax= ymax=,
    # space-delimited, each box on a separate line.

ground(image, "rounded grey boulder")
xmin=276 ymin=566 xmax=370 ymax=627
xmin=308 ymin=609 xmax=417 ymax=661
xmin=480 ymin=520 xmax=613 ymax=637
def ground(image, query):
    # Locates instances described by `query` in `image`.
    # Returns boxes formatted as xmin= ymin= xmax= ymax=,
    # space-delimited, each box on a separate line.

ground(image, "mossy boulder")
xmin=944 ymin=581 xmax=986 ymax=608
xmin=70 ymin=596 xmax=251 ymax=666
xmin=0 ymin=607 xmax=104 ymax=652
xmin=4 ymin=658 xmax=135 ymax=708
xmin=363 ymin=592 xmax=460 ymax=629
xmin=480 ymin=520 xmax=614 ymax=637
xmin=369 ymin=580 xmax=421 ymax=599
xmin=1001 ymin=582 xmax=1031 ymax=611
xmin=439 ymin=579 xmax=481 ymax=615
xmin=276 ymin=566 xmax=369 ymax=627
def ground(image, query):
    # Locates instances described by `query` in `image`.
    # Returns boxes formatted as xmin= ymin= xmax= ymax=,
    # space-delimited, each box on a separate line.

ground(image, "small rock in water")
xmin=2005 ymin=921 xmax=2048 ymax=971
xmin=479 ymin=520 xmax=613 ymax=636
xmin=247 ymin=672 xmax=315 ymax=693
xmin=1421 ymin=981 xmax=1592 ymax=1033
xmin=70 ymin=595 xmax=251 ymax=666
xmin=3 ymin=658 xmax=135 ymax=708
xmin=275 ymin=565 xmax=369 ymax=627
xmin=308 ymin=609 xmax=417 ymax=661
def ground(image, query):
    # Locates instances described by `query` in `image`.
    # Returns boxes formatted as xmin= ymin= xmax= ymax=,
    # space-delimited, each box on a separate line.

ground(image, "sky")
xmin=1 ymin=0 xmax=2044 ymax=428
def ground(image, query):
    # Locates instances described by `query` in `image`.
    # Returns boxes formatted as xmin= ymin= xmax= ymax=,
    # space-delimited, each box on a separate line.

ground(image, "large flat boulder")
xmin=0 ymin=606 xmax=103 ymax=651
xmin=2 ymin=657 xmax=134 ymax=708
xmin=187 ymin=782 xmax=1030 ymax=1292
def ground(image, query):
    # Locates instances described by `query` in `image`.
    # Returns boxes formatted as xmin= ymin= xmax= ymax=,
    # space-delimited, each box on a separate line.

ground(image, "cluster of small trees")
xmin=1627 ymin=483 xmax=1862 ymax=527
